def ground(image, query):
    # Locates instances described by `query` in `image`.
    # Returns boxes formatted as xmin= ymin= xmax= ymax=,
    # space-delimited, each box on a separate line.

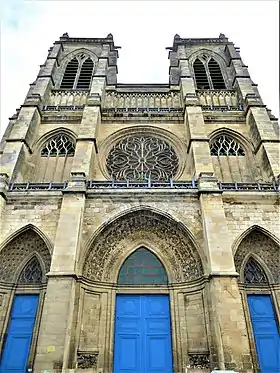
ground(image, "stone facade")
xmin=0 ymin=32 xmax=279 ymax=373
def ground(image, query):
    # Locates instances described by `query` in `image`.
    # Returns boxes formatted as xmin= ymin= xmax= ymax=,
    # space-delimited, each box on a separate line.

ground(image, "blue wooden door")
xmin=0 ymin=295 xmax=39 ymax=373
xmin=248 ymin=295 xmax=280 ymax=373
xmin=113 ymin=295 xmax=173 ymax=373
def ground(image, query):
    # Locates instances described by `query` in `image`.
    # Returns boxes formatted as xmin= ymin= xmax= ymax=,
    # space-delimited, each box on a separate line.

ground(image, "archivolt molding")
xmin=187 ymin=48 xmax=227 ymax=66
xmin=0 ymin=227 xmax=52 ymax=284
xmin=234 ymin=227 xmax=280 ymax=284
xmin=209 ymin=128 xmax=254 ymax=154
xmin=32 ymin=127 xmax=77 ymax=155
xmin=97 ymin=126 xmax=187 ymax=181
xmin=82 ymin=208 xmax=204 ymax=283
xmin=58 ymin=48 xmax=99 ymax=70
xmin=239 ymin=252 xmax=273 ymax=284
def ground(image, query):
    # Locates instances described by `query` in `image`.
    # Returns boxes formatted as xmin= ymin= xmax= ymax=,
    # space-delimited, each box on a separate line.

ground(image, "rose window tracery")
xmin=106 ymin=135 xmax=179 ymax=181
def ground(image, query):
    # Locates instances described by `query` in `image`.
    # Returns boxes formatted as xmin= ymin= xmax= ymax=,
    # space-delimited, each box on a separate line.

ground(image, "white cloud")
xmin=1 ymin=0 xmax=279 ymax=137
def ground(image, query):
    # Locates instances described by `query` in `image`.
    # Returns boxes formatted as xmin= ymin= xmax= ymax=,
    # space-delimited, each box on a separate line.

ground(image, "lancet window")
xmin=193 ymin=57 xmax=225 ymax=89
xmin=60 ymin=54 xmax=94 ymax=90
xmin=244 ymin=258 xmax=268 ymax=284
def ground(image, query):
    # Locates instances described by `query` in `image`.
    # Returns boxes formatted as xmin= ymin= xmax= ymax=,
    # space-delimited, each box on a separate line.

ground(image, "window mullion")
xmin=206 ymin=61 xmax=214 ymax=89
xmin=73 ymin=62 xmax=82 ymax=89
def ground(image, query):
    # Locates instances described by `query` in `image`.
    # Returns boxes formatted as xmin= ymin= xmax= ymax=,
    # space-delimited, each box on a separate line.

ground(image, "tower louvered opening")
xmin=208 ymin=58 xmax=225 ymax=89
xmin=193 ymin=59 xmax=210 ymax=89
xmin=76 ymin=58 xmax=94 ymax=89
xmin=60 ymin=58 xmax=79 ymax=89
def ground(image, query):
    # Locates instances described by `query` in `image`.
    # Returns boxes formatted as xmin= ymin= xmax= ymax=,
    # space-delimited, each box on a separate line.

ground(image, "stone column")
xmin=34 ymin=181 xmax=86 ymax=372
xmin=198 ymin=173 xmax=253 ymax=372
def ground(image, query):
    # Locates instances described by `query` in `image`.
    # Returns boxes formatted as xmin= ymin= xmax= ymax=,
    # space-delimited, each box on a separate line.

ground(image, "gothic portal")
xmin=0 ymin=33 xmax=279 ymax=373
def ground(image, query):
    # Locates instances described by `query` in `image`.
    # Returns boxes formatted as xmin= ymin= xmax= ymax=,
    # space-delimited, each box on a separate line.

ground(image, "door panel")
xmin=248 ymin=295 xmax=280 ymax=373
xmin=0 ymin=295 xmax=39 ymax=373
xmin=114 ymin=295 xmax=173 ymax=373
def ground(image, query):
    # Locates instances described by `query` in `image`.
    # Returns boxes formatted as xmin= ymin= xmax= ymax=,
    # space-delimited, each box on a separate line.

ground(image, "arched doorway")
xmin=113 ymin=248 xmax=173 ymax=373
xmin=0 ymin=228 xmax=51 ymax=373
xmin=235 ymin=229 xmax=280 ymax=373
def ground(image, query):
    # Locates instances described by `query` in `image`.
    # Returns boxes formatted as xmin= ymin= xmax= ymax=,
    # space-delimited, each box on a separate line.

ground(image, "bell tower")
xmin=0 ymin=33 xmax=279 ymax=373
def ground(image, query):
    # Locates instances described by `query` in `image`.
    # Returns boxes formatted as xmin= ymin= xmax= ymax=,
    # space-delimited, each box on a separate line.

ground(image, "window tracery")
xmin=193 ymin=57 xmax=225 ymax=89
xmin=41 ymin=134 xmax=75 ymax=157
xmin=60 ymin=54 xmax=94 ymax=90
xmin=210 ymin=135 xmax=245 ymax=156
xmin=118 ymin=248 xmax=168 ymax=285
xmin=106 ymin=135 xmax=179 ymax=181
xmin=18 ymin=257 xmax=43 ymax=285
xmin=244 ymin=257 xmax=268 ymax=284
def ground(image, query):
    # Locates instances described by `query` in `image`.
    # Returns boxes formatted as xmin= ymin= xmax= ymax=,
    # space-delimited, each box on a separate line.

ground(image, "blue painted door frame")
xmin=113 ymin=294 xmax=173 ymax=373
xmin=248 ymin=295 xmax=280 ymax=373
xmin=0 ymin=294 xmax=39 ymax=373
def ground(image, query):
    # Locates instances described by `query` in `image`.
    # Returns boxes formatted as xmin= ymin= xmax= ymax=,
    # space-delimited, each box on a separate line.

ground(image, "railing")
xmin=42 ymin=105 xmax=84 ymax=111
xmin=48 ymin=89 xmax=89 ymax=106
xmin=196 ymin=89 xmax=243 ymax=111
xmin=218 ymin=182 xmax=279 ymax=192
xmin=102 ymin=107 xmax=184 ymax=115
xmin=87 ymin=180 xmax=198 ymax=189
xmin=9 ymin=182 xmax=68 ymax=191
xmin=7 ymin=181 xmax=279 ymax=192
xmin=104 ymin=91 xmax=182 ymax=110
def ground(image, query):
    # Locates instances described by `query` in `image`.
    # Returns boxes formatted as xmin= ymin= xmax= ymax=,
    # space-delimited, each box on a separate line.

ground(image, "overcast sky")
xmin=1 ymin=0 xmax=279 ymax=137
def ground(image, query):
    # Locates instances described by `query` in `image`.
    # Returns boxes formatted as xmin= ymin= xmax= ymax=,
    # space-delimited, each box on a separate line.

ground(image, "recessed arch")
xmin=33 ymin=127 xmax=77 ymax=153
xmin=209 ymin=128 xmax=263 ymax=182
xmin=82 ymin=207 xmax=205 ymax=284
xmin=0 ymin=225 xmax=52 ymax=284
xmin=58 ymin=48 xmax=98 ymax=69
xmin=16 ymin=252 xmax=46 ymax=285
xmin=234 ymin=226 xmax=280 ymax=284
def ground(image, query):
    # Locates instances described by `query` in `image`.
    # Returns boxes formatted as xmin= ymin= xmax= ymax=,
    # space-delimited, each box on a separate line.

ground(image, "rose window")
xmin=106 ymin=135 xmax=179 ymax=181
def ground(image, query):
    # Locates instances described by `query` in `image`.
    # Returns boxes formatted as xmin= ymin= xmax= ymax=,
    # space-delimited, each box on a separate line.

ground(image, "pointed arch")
xmin=208 ymin=58 xmax=225 ymax=89
xmin=243 ymin=256 xmax=268 ymax=284
xmin=76 ymin=58 xmax=94 ymax=89
xmin=117 ymin=247 xmax=168 ymax=285
xmin=0 ymin=226 xmax=51 ymax=284
xmin=60 ymin=57 xmax=79 ymax=89
xmin=193 ymin=59 xmax=209 ymax=89
xmin=234 ymin=226 xmax=280 ymax=284
xmin=17 ymin=255 xmax=43 ymax=285
xmin=209 ymin=129 xmax=262 ymax=182
xmin=32 ymin=129 xmax=77 ymax=182
xmin=82 ymin=207 xmax=205 ymax=284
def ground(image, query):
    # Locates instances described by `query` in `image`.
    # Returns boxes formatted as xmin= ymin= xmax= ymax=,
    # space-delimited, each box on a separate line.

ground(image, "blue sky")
xmin=0 ymin=0 xmax=279 ymax=136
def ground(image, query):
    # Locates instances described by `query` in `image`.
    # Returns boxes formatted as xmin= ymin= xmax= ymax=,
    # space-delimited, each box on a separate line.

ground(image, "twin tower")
xmin=0 ymin=33 xmax=279 ymax=373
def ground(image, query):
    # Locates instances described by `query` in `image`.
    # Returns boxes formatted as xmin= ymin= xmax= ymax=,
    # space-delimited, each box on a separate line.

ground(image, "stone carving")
xmin=41 ymin=134 xmax=75 ymax=157
xmin=18 ymin=256 xmax=43 ymax=284
xmin=77 ymin=353 xmax=98 ymax=369
xmin=84 ymin=210 xmax=203 ymax=283
xmin=106 ymin=135 xmax=179 ymax=181
xmin=210 ymin=135 xmax=245 ymax=156
xmin=244 ymin=257 xmax=268 ymax=284
xmin=235 ymin=230 xmax=279 ymax=283
xmin=0 ymin=230 xmax=51 ymax=283
xmin=188 ymin=353 xmax=210 ymax=369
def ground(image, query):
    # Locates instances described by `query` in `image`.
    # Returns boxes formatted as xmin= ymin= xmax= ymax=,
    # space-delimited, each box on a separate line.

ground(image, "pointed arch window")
xmin=41 ymin=134 xmax=75 ymax=157
xmin=60 ymin=54 xmax=94 ymax=90
xmin=244 ymin=257 xmax=268 ymax=284
xmin=35 ymin=134 xmax=75 ymax=182
xmin=117 ymin=248 xmax=168 ymax=285
xmin=18 ymin=256 xmax=43 ymax=285
xmin=210 ymin=135 xmax=245 ymax=156
xmin=193 ymin=57 xmax=226 ymax=89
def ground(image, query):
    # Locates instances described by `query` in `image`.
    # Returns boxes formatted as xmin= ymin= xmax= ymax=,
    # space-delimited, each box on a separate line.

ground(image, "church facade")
xmin=0 ymin=33 xmax=279 ymax=373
